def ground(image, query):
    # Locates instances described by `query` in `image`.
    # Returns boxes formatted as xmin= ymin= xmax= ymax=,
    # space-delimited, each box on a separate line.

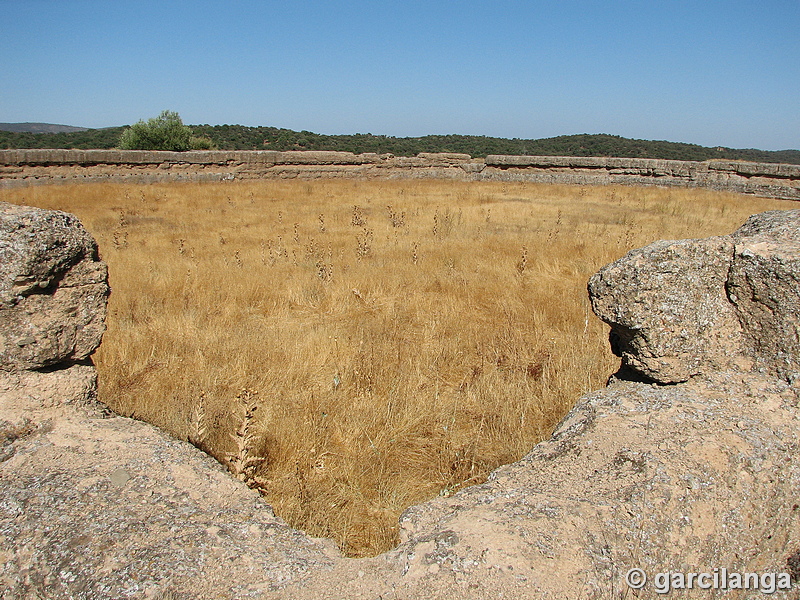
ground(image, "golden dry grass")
xmin=2 ymin=179 xmax=794 ymax=556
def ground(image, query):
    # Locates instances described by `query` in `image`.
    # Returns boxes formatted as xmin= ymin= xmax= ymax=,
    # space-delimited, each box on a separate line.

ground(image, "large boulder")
xmin=589 ymin=209 xmax=800 ymax=384
xmin=587 ymin=236 xmax=743 ymax=382
xmin=0 ymin=202 xmax=108 ymax=371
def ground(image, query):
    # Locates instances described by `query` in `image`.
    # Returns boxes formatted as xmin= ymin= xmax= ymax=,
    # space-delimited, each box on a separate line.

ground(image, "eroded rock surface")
xmin=0 ymin=202 xmax=108 ymax=370
xmin=2 ymin=203 xmax=800 ymax=599
xmin=375 ymin=373 xmax=799 ymax=599
xmin=729 ymin=211 xmax=800 ymax=384
xmin=588 ymin=236 xmax=743 ymax=383
xmin=0 ymin=397 xmax=339 ymax=600
xmin=589 ymin=209 xmax=800 ymax=385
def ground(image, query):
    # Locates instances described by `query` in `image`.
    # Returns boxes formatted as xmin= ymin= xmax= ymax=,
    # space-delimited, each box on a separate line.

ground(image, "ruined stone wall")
xmin=1 ymin=149 xmax=799 ymax=200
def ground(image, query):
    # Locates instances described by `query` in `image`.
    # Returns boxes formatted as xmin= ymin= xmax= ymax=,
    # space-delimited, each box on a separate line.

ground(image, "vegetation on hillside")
xmin=1 ymin=122 xmax=798 ymax=163
xmin=2 ymin=179 xmax=792 ymax=557
xmin=190 ymin=127 xmax=800 ymax=164
xmin=0 ymin=126 xmax=126 ymax=149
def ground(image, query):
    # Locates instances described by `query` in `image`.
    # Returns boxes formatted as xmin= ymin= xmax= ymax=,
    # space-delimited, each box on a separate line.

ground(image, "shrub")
xmin=119 ymin=110 xmax=194 ymax=151
xmin=189 ymin=135 xmax=215 ymax=150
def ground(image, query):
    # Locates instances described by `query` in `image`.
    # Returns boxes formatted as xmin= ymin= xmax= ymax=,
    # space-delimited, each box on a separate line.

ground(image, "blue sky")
xmin=2 ymin=0 xmax=798 ymax=150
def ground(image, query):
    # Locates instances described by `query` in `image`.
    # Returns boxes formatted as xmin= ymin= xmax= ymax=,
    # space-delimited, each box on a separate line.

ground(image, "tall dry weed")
xmin=2 ymin=179 xmax=793 ymax=556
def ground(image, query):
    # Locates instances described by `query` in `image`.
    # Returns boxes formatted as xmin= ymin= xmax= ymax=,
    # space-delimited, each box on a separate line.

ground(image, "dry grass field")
xmin=2 ymin=179 xmax=793 ymax=556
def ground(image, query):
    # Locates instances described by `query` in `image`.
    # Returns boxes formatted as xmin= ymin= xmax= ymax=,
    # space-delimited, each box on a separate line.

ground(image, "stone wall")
xmin=1 ymin=149 xmax=799 ymax=200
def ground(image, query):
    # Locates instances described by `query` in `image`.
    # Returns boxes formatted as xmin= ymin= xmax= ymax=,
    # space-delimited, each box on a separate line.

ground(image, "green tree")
xmin=119 ymin=110 xmax=212 ymax=151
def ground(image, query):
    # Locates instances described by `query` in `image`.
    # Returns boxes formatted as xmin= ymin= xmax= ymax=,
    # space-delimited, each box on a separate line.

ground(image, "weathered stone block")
xmin=0 ymin=202 xmax=109 ymax=370
xmin=589 ymin=209 xmax=800 ymax=384
xmin=589 ymin=236 xmax=743 ymax=382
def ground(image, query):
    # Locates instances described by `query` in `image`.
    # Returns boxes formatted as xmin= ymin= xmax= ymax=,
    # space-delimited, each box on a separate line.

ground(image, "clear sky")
xmin=2 ymin=0 xmax=798 ymax=150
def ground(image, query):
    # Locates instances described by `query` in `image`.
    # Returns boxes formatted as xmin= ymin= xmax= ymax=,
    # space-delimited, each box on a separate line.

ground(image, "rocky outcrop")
xmin=589 ymin=210 xmax=800 ymax=384
xmin=2 ymin=204 xmax=800 ymax=599
xmin=0 ymin=200 xmax=109 ymax=441
xmin=0 ymin=397 xmax=340 ymax=599
xmin=378 ymin=373 xmax=799 ymax=600
xmin=0 ymin=203 xmax=108 ymax=371
xmin=1 ymin=150 xmax=799 ymax=200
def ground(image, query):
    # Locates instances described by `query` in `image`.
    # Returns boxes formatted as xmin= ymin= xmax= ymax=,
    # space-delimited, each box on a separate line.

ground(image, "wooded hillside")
xmin=1 ymin=124 xmax=797 ymax=164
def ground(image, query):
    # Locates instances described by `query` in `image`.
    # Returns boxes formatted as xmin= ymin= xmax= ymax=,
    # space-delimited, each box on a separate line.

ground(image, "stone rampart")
xmin=1 ymin=149 xmax=798 ymax=200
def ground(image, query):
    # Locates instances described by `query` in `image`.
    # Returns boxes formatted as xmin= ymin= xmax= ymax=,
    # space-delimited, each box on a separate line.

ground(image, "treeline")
xmin=2 ymin=124 xmax=798 ymax=164
xmin=0 ymin=127 xmax=126 ymax=150
xmin=189 ymin=126 xmax=800 ymax=164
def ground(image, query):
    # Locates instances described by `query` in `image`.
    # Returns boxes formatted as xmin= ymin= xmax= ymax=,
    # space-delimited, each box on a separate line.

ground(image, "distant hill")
xmin=0 ymin=123 xmax=798 ymax=165
xmin=0 ymin=122 xmax=89 ymax=134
